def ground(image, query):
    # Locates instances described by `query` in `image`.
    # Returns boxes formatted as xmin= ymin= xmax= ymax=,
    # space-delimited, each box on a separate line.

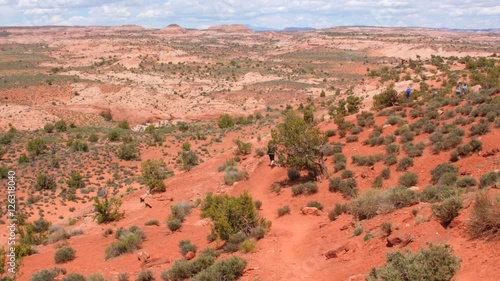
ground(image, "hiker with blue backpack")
xmin=406 ymin=86 xmax=412 ymax=99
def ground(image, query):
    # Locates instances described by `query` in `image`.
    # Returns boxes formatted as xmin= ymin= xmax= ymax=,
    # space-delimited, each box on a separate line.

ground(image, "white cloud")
xmin=0 ymin=0 xmax=497 ymax=29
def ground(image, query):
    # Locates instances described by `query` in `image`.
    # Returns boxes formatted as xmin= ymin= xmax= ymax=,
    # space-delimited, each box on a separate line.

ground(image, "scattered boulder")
xmin=137 ymin=251 xmax=150 ymax=262
xmin=344 ymin=274 xmax=365 ymax=281
xmin=325 ymin=242 xmax=351 ymax=259
xmin=386 ymin=230 xmax=414 ymax=247
xmin=409 ymin=186 xmax=420 ymax=192
xmin=141 ymin=257 xmax=170 ymax=269
xmin=194 ymin=218 xmax=211 ymax=226
xmin=301 ymin=207 xmax=322 ymax=216
xmin=184 ymin=251 xmax=196 ymax=260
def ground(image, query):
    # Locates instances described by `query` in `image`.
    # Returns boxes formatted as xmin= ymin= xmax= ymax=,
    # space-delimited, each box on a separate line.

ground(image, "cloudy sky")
xmin=0 ymin=0 xmax=498 ymax=29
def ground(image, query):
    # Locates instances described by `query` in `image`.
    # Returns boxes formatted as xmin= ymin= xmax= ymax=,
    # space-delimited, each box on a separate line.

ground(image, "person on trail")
xmin=267 ymin=140 xmax=277 ymax=166
xmin=455 ymin=83 xmax=462 ymax=95
xmin=462 ymin=83 xmax=468 ymax=95
xmin=433 ymin=91 xmax=438 ymax=98
xmin=406 ymin=86 xmax=412 ymax=99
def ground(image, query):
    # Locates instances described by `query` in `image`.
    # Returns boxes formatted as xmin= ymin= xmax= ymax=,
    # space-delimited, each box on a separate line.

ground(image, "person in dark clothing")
xmin=406 ymin=86 xmax=412 ymax=99
xmin=267 ymin=140 xmax=277 ymax=166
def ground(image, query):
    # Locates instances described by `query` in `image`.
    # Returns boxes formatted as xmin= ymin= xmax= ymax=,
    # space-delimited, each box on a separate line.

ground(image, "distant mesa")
xmin=111 ymin=25 xmax=146 ymax=31
xmin=161 ymin=24 xmax=187 ymax=34
xmin=207 ymin=24 xmax=252 ymax=33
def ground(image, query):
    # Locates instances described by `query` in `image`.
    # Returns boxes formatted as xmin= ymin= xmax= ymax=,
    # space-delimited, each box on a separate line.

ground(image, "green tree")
xmin=34 ymin=174 xmax=56 ymax=191
xmin=271 ymin=111 xmax=328 ymax=178
xmin=201 ymin=192 xmax=269 ymax=241
xmin=373 ymin=83 xmax=398 ymax=110
xmin=54 ymin=120 xmax=67 ymax=132
xmin=93 ymin=197 xmax=124 ymax=224
xmin=118 ymin=143 xmax=140 ymax=160
xmin=66 ymin=171 xmax=85 ymax=189
xmin=141 ymin=159 xmax=171 ymax=193
xmin=26 ymin=138 xmax=47 ymax=157
xmin=218 ymin=114 xmax=234 ymax=129
xmin=346 ymin=96 xmax=362 ymax=114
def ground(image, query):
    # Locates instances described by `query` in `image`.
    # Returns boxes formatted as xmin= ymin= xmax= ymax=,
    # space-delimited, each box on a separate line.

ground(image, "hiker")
xmin=406 ymin=86 xmax=412 ymax=99
xmin=462 ymin=83 xmax=468 ymax=95
xmin=455 ymin=83 xmax=462 ymax=95
xmin=433 ymin=91 xmax=438 ymax=98
xmin=267 ymin=140 xmax=277 ymax=166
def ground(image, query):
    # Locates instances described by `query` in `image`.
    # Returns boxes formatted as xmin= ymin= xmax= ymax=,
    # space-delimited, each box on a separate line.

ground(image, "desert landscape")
xmin=0 ymin=24 xmax=499 ymax=281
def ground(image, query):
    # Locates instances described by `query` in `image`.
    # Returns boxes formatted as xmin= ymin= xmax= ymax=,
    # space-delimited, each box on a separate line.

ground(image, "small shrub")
xmin=386 ymin=143 xmax=399 ymax=154
xmin=353 ymin=226 xmax=364 ymax=236
xmin=468 ymin=192 xmax=500 ymax=240
xmin=291 ymin=182 xmax=318 ymax=196
xmin=192 ymin=256 xmax=247 ymax=281
xmin=223 ymin=167 xmax=248 ymax=186
xmin=470 ymin=119 xmax=490 ymax=136
xmin=431 ymin=163 xmax=458 ymax=183
xmin=61 ymin=273 xmax=86 ymax=281
xmin=27 ymin=138 xmax=47 ymax=157
xmin=381 ymin=168 xmax=391 ymax=179
xmin=55 ymin=120 xmax=67 ymax=132
xmin=372 ymin=175 xmax=383 ymax=189
xmin=217 ymin=159 xmax=236 ymax=172
xmin=398 ymin=172 xmax=418 ymax=187
xmin=420 ymin=185 xmax=457 ymax=203
xmin=54 ymin=247 xmax=75 ymax=263
xmin=328 ymin=203 xmax=348 ymax=221
xmin=254 ymin=148 xmax=265 ymax=157
xmin=117 ymin=273 xmax=129 ymax=281
xmin=118 ymin=143 xmax=140 ymax=161
xmin=252 ymin=200 xmax=262 ymax=210
xmin=381 ymin=222 xmax=392 ymax=236
xmin=167 ymin=219 xmax=182 ymax=232
xmin=239 ymin=239 xmax=257 ymax=253
xmin=179 ymin=240 xmax=198 ymax=255
xmin=233 ymin=139 xmax=252 ymax=156
xmin=277 ymin=205 xmax=291 ymax=217
xmin=346 ymin=135 xmax=359 ymax=143
xmin=438 ymin=172 xmax=458 ymax=186
xmin=366 ymin=244 xmax=461 ymax=281
xmin=432 ymin=196 xmax=463 ymax=227
xmin=396 ymin=157 xmax=413 ymax=171
xmin=479 ymin=171 xmax=500 ymax=188
xmin=329 ymin=177 xmax=358 ymax=199
xmin=93 ymin=197 xmax=124 ymax=224
xmin=287 ymin=168 xmax=300 ymax=181
xmin=383 ymin=154 xmax=397 ymax=166
xmin=218 ymin=114 xmax=234 ymax=129
xmin=341 ymin=170 xmax=354 ymax=179
xmin=456 ymin=176 xmax=477 ymax=188
xmin=34 ymin=174 xmax=56 ymax=191
xmin=44 ymin=123 xmax=55 ymax=133
xmin=306 ymin=201 xmax=323 ymax=210
xmin=29 ymin=268 xmax=64 ymax=281
xmin=136 ymin=270 xmax=154 ymax=281
xmin=88 ymin=133 xmax=99 ymax=142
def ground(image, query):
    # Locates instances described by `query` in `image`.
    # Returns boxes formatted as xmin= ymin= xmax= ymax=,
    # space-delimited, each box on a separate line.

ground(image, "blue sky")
xmin=0 ymin=0 xmax=498 ymax=29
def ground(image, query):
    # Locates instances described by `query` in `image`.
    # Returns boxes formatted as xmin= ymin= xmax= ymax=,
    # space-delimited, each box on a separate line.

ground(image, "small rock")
xmin=386 ymin=230 xmax=414 ymax=247
xmin=194 ymin=218 xmax=211 ymax=226
xmin=184 ymin=251 xmax=196 ymax=260
xmin=325 ymin=242 xmax=351 ymax=259
xmin=382 ymin=124 xmax=392 ymax=128
xmin=137 ymin=251 xmax=150 ymax=262
xmin=301 ymin=207 xmax=322 ymax=216
xmin=409 ymin=186 xmax=420 ymax=192
xmin=344 ymin=274 xmax=365 ymax=281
